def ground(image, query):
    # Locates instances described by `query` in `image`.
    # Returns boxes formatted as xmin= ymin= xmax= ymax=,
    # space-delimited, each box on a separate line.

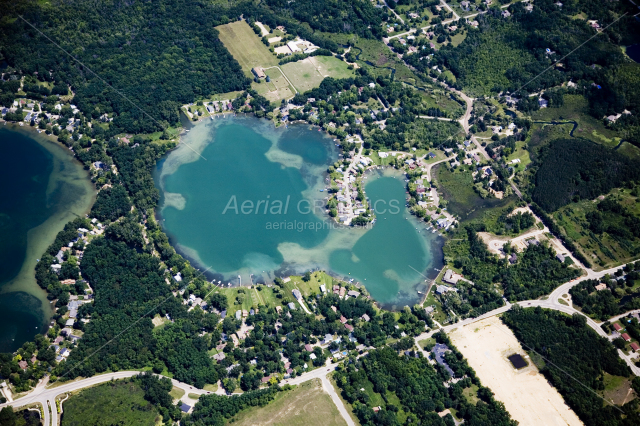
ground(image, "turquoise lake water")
xmin=0 ymin=128 xmax=94 ymax=352
xmin=156 ymin=117 xmax=442 ymax=308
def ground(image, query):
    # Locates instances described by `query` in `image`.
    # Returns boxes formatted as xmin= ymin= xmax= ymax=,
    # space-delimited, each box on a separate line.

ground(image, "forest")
xmin=435 ymin=0 xmax=637 ymax=98
xmin=333 ymin=345 xmax=517 ymax=426
xmin=502 ymin=306 xmax=638 ymax=426
xmin=532 ymin=139 xmax=640 ymax=212
xmin=1 ymin=0 xmax=251 ymax=133
xmin=445 ymin=227 xmax=579 ymax=316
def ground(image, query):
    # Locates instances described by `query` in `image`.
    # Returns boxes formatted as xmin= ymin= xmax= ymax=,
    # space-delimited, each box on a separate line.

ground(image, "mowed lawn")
xmin=216 ymin=20 xmax=278 ymax=77
xmin=61 ymin=381 xmax=160 ymax=426
xmin=229 ymin=379 xmax=347 ymax=426
xmin=282 ymin=56 xmax=354 ymax=93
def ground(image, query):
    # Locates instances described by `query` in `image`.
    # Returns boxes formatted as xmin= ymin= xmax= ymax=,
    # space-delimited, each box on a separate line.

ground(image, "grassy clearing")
xmin=281 ymin=56 xmax=354 ymax=93
xmin=61 ymin=380 xmax=160 ymax=426
xmin=169 ymin=387 xmax=185 ymax=401
xmin=229 ymin=379 xmax=347 ymax=426
xmin=600 ymin=372 xmax=634 ymax=405
xmin=418 ymin=337 xmax=436 ymax=350
xmin=462 ymin=384 xmax=480 ymax=404
xmin=202 ymin=383 xmax=218 ymax=392
xmin=216 ymin=20 xmax=278 ymax=77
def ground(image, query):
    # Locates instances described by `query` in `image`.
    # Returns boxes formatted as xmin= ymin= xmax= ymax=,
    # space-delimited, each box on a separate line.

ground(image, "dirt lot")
xmin=449 ymin=317 xmax=583 ymax=426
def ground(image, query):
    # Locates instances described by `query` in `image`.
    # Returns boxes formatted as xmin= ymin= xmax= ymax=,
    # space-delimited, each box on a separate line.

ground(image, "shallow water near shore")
xmin=0 ymin=126 xmax=94 ymax=351
xmin=155 ymin=116 xmax=442 ymax=307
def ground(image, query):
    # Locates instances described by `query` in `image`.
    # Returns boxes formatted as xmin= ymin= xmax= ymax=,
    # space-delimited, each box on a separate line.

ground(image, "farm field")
xmin=449 ymin=317 xmax=583 ymax=426
xmin=216 ymin=20 xmax=278 ymax=77
xmin=61 ymin=380 xmax=160 ymax=426
xmin=228 ymin=379 xmax=347 ymax=426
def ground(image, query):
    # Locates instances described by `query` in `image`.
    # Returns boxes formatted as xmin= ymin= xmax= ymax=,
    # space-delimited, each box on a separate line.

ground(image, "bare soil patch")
xmin=449 ymin=317 xmax=583 ymax=426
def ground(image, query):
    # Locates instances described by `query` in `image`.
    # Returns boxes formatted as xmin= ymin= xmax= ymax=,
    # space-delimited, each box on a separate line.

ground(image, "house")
xmin=509 ymin=253 xmax=517 ymax=264
xmin=501 ymin=10 xmax=511 ymax=18
xmin=324 ymin=334 xmax=333 ymax=344
xmin=408 ymin=12 xmax=420 ymax=19
xmin=443 ymin=269 xmax=462 ymax=285
xmin=305 ymin=344 xmax=313 ymax=352
xmin=60 ymin=348 xmax=70 ymax=357
xmin=275 ymin=306 xmax=282 ymax=314
xmin=631 ymin=342 xmax=640 ymax=352
xmin=320 ymin=284 xmax=327 ymax=294
xmin=432 ymin=343 xmax=455 ymax=376
xmin=435 ymin=285 xmax=454 ymax=295
xmin=310 ymin=353 xmax=317 ymax=360
xmin=622 ymin=333 xmax=631 ymax=342
xmin=539 ymin=98 xmax=548 ymax=108
xmin=339 ymin=287 xmax=346 ymax=298
xmin=556 ymin=253 xmax=565 ymax=262
xmin=18 ymin=361 xmax=28 ymax=370
xmin=595 ymin=283 xmax=608 ymax=291
xmin=449 ymin=25 xmax=458 ymax=32
xmin=347 ymin=290 xmax=360 ymax=298
xmin=461 ymin=1 xmax=470 ymax=10
xmin=345 ymin=324 xmax=354 ymax=332
xmin=340 ymin=315 xmax=347 ymax=324
xmin=469 ymin=20 xmax=479 ymax=28
xmin=180 ymin=403 xmax=192 ymax=413
xmin=65 ymin=319 xmax=75 ymax=327
xmin=361 ymin=313 xmax=370 ymax=322
xmin=60 ymin=279 xmax=76 ymax=285
xmin=292 ymin=289 xmax=302 ymax=300
xmin=373 ymin=406 xmax=381 ymax=413
xmin=613 ymin=323 xmax=623 ymax=332
xmin=235 ymin=310 xmax=242 ymax=320
xmin=288 ymin=302 xmax=296 ymax=310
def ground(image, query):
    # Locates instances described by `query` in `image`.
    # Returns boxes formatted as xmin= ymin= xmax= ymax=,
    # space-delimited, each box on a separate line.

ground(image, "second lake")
xmin=155 ymin=116 xmax=443 ymax=308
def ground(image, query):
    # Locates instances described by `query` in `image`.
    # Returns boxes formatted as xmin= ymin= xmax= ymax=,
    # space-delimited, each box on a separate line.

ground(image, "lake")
xmin=155 ymin=117 xmax=442 ymax=308
xmin=0 ymin=127 xmax=94 ymax=352
xmin=627 ymin=44 xmax=640 ymax=63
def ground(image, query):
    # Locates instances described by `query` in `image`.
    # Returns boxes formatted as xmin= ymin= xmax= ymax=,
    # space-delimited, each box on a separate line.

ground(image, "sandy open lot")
xmin=449 ymin=316 xmax=583 ymax=426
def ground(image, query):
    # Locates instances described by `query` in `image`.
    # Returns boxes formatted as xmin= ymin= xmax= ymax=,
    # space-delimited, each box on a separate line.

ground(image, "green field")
xmin=216 ymin=20 xmax=279 ymax=77
xmin=61 ymin=381 xmax=160 ymax=426
xmin=228 ymin=379 xmax=347 ymax=426
xmin=282 ymin=56 xmax=354 ymax=93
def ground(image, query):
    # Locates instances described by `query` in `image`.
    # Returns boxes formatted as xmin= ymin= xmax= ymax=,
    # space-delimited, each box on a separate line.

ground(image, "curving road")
xmin=0 ymin=363 xmax=353 ymax=426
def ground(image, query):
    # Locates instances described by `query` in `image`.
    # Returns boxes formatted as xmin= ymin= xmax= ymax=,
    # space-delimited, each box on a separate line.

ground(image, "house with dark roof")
xmin=432 ymin=344 xmax=455 ymax=377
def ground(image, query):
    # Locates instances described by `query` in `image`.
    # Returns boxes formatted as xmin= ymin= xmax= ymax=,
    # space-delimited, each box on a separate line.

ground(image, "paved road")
xmin=1 ymin=364 xmax=354 ymax=426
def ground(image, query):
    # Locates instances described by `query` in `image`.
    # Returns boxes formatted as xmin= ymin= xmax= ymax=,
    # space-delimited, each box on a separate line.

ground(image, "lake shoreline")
xmin=0 ymin=123 xmax=95 ymax=351
xmin=155 ymin=117 xmax=445 ymax=309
